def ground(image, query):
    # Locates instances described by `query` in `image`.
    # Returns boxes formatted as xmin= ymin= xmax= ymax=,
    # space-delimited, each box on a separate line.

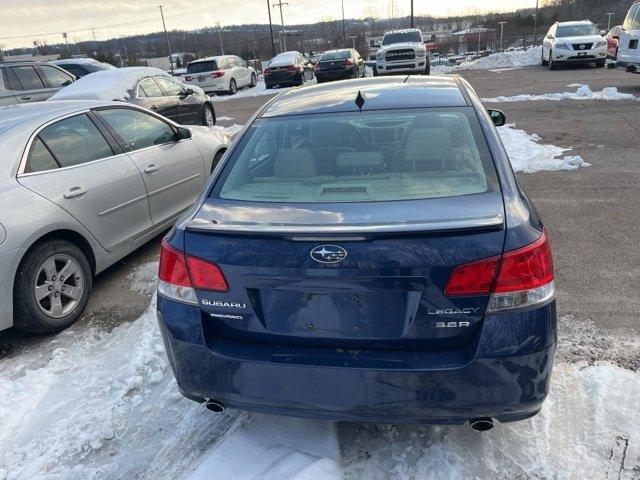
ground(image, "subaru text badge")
xmin=310 ymin=245 xmax=347 ymax=264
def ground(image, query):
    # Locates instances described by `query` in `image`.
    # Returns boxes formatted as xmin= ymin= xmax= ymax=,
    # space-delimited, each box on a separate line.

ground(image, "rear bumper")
xmin=158 ymin=297 xmax=557 ymax=424
xmin=316 ymin=69 xmax=351 ymax=81
xmin=264 ymin=73 xmax=299 ymax=86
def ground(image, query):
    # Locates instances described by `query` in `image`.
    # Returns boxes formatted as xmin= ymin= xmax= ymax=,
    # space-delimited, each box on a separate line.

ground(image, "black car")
xmin=315 ymin=49 xmax=365 ymax=83
xmin=50 ymin=59 xmax=116 ymax=78
xmin=263 ymin=51 xmax=314 ymax=89
xmin=51 ymin=68 xmax=216 ymax=126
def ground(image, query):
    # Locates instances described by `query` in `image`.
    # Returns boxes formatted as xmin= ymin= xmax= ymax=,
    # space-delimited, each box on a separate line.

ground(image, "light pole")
xmin=216 ymin=22 xmax=224 ymax=54
xmin=273 ymin=0 xmax=289 ymax=52
xmin=533 ymin=0 xmax=539 ymax=46
xmin=121 ymin=37 xmax=129 ymax=67
xmin=606 ymin=12 xmax=615 ymax=31
xmin=477 ymin=25 xmax=483 ymax=52
xmin=341 ymin=0 xmax=346 ymax=39
xmin=157 ymin=5 xmax=174 ymax=71
xmin=62 ymin=32 xmax=71 ymax=55
xmin=267 ymin=0 xmax=276 ymax=56
xmin=410 ymin=0 xmax=414 ymax=28
xmin=498 ymin=21 xmax=507 ymax=51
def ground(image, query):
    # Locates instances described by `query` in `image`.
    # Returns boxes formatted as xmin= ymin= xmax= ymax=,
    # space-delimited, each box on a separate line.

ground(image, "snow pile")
xmin=189 ymin=123 xmax=243 ymax=138
xmin=498 ymin=124 xmax=590 ymax=172
xmin=432 ymin=46 xmax=542 ymax=73
xmin=49 ymin=67 xmax=171 ymax=101
xmin=127 ymin=261 xmax=159 ymax=295
xmin=484 ymin=84 xmax=637 ymax=103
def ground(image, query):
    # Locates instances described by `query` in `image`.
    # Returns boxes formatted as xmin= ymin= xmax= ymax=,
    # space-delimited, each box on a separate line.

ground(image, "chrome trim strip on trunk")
xmin=185 ymin=213 xmax=504 ymax=234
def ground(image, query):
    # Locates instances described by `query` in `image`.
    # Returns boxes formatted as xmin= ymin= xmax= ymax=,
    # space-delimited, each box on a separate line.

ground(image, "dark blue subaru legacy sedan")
xmin=157 ymin=76 xmax=556 ymax=430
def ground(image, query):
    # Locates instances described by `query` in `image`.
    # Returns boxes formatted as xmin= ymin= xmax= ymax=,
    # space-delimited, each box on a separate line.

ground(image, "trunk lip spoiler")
xmin=185 ymin=213 xmax=504 ymax=235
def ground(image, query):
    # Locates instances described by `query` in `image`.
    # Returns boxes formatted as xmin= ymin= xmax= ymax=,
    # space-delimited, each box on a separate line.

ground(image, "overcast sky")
xmin=1 ymin=0 xmax=537 ymax=49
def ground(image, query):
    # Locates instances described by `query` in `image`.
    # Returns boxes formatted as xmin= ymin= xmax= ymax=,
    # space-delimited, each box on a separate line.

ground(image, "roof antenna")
xmin=355 ymin=91 xmax=366 ymax=112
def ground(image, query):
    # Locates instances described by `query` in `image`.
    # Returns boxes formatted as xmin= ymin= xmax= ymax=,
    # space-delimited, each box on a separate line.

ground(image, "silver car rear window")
xmin=213 ymin=108 xmax=499 ymax=203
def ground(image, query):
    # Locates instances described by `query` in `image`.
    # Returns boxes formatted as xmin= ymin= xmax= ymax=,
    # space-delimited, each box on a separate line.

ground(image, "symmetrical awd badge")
xmin=310 ymin=245 xmax=348 ymax=264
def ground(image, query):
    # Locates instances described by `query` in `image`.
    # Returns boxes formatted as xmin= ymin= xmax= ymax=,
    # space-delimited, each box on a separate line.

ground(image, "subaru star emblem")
xmin=310 ymin=245 xmax=347 ymax=264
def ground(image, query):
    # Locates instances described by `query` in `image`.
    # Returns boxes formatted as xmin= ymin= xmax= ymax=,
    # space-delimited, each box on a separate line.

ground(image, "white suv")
xmin=542 ymin=21 xmax=607 ymax=70
xmin=375 ymin=29 xmax=430 ymax=76
xmin=183 ymin=55 xmax=257 ymax=95
xmin=612 ymin=1 xmax=640 ymax=74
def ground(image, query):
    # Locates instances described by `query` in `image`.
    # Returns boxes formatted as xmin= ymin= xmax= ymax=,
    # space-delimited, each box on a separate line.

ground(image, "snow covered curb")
xmin=432 ymin=46 xmax=542 ymax=74
xmin=484 ymin=84 xmax=637 ymax=103
xmin=210 ymin=79 xmax=316 ymax=103
xmin=498 ymin=124 xmax=589 ymax=172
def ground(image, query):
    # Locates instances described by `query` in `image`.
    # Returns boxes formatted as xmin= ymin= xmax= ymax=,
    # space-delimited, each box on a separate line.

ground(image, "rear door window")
xmin=25 ymin=138 xmax=59 ymax=173
xmin=213 ymin=108 xmax=498 ymax=203
xmin=38 ymin=114 xmax=114 ymax=168
xmin=10 ymin=66 xmax=45 ymax=90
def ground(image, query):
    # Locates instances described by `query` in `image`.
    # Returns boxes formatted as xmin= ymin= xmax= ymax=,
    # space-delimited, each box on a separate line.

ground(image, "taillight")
xmin=287 ymin=65 xmax=298 ymax=73
xmin=263 ymin=67 xmax=272 ymax=75
xmin=344 ymin=59 xmax=354 ymax=66
xmin=210 ymin=71 xmax=225 ymax=78
xmin=445 ymin=232 xmax=555 ymax=313
xmin=186 ymin=256 xmax=228 ymax=292
xmin=314 ymin=63 xmax=321 ymax=70
xmin=157 ymin=240 xmax=229 ymax=304
xmin=444 ymin=256 xmax=500 ymax=296
xmin=184 ymin=75 xmax=192 ymax=82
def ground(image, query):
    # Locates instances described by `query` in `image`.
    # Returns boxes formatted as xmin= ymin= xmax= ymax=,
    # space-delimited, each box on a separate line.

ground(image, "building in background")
xmin=452 ymin=26 xmax=496 ymax=54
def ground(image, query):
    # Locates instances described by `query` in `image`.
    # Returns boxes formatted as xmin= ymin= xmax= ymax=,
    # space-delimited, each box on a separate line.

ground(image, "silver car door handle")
xmin=144 ymin=164 xmax=159 ymax=173
xmin=63 ymin=187 xmax=87 ymax=199
xmin=150 ymin=105 xmax=158 ymax=110
xmin=21 ymin=96 xmax=32 ymax=101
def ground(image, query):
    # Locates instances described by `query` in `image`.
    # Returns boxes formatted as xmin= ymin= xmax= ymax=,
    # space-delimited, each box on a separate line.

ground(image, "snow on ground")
xmin=498 ymin=124 xmax=590 ymax=172
xmin=484 ymin=84 xmax=638 ymax=103
xmin=1 ymin=290 xmax=638 ymax=480
xmin=210 ymin=78 xmax=316 ymax=103
xmin=127 ymin=261 xmax=160 ymax=295
xmin=216 ymin=116 xmax=234 ymax=122
xmin=432 ymin=46 xmax=542 ymax=74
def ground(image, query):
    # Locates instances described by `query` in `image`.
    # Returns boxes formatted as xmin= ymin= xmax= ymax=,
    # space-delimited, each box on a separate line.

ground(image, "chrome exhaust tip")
xmin=469 ymin=417 xmax=494 ymax=431
xmin=204 ymin=399 xmax=225 ymax=413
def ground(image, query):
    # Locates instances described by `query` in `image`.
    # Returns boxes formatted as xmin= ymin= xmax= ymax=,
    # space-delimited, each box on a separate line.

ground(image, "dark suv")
xmin=0 ymin=61 xmax=75 ymax=106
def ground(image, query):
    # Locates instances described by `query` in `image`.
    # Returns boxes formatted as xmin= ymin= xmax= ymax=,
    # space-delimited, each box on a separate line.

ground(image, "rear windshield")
xmin=556 ymin=24 xmax=599 ymax=37
xmin=321 ymin=51 xmax=351 ymax=61
xmin=624 ymin=3 xmax=640 ymax=31
xmin=212 ymin=109 xmax=499 ymax=203
xmin=187 ymin=61 xmax=218 ymax=74
xmin=382 ymin=31 xmax=422 ymax=45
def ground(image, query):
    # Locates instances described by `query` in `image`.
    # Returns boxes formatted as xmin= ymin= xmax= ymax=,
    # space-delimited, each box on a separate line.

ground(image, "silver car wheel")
xmin=205 ymin=107 xmax=215 ymax=126
xmin=34 ymin=254 xmax=84 ymax=318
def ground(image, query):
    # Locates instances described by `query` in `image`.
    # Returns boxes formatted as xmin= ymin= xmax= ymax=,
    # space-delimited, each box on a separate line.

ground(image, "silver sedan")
xmin=0 ymin=100 xmax=229 ymax=333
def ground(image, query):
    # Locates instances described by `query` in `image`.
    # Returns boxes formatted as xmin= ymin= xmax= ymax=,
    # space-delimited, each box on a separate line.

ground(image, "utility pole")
xmin=121 ymin=37 xmax=129 ymax=67
xmin=216 ymin=22 xmax=224 ymax=54
xmin=62 ymin=32 xmax=71 ymax=55
xmin=410 ymin=0 xmax=414 ymax=28
xmin=341 ymin=0 xmax=346 ymax=39
xmin=477 ymin=25 xmax=483 ymax=52
xmin=157 ymin=5 xmax=174 ymax=71
xmin=273 ymin=0 xmax=289 ymax=52
xmin=498 ymin=21 xmax=507 ymax=51
xmin=533 ymin=0 xmax=539 ymax=46
xmin=266 ymin=0 xmax=276 ymax=56
xmin=606 ymin=12 xmax=615 ymax=31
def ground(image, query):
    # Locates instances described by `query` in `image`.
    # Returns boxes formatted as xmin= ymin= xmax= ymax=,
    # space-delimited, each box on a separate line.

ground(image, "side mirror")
xmin=175 ymin=126 xmax=192 ymax=140
xmin=600 ymin=30 xmax=607 ymax=36
xmin=487 ymin=109 xmax=506 ymax=127
xmin=185 ymin=88 xmax=194 ymax=95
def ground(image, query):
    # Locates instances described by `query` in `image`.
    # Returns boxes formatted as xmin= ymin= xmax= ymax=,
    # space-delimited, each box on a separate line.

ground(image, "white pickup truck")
xmin=375 ymin=29 xmax=430 ymax=76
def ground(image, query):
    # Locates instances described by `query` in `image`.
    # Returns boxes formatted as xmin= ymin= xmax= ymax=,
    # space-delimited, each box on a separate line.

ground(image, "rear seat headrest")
xmin=274 ymin=149 xmax=318 ymax=178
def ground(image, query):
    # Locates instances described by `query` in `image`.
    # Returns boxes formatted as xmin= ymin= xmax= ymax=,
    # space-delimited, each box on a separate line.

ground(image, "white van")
xmin=613 ymin=1 xmax=640 ymax=73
